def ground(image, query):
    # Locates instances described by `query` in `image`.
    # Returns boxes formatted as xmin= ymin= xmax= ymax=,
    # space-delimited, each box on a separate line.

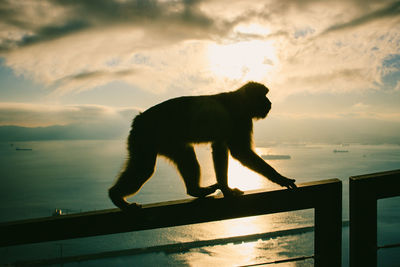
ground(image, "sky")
xmin=0 ymin=0 xmax=399 ymax=143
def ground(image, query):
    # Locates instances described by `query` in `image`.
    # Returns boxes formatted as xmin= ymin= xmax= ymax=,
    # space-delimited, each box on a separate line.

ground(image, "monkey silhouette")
xmin=109 ymin=82 xmax=296 ymax=210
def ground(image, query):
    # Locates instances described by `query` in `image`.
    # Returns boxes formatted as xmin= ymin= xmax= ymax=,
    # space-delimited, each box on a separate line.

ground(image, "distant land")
xmin=0 ymin=123 xmax=129 ymax=141
xmin=1 ymin=112 xmax=400 ymax=144
xmin=0 ymin=122 xmax=399 ymax=145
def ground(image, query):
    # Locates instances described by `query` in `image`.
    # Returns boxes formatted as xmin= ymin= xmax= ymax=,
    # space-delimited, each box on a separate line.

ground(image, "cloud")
xmin=0 ymin=0 xmax=399 ymax=97
xmin=352 ymin=102 xmax=369 ymax=109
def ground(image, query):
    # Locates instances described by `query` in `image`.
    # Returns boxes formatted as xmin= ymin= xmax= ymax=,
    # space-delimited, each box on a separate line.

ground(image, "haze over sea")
xmin=1 ymin=139 xmax=399 ymax=266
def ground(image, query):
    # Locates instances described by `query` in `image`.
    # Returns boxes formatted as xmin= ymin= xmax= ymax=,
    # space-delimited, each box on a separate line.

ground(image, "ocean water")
xmin=0 ymin=140 xmax=399 ymax=266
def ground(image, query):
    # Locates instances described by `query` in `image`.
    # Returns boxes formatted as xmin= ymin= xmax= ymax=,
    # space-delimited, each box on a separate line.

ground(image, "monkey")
xmin=109 ymin=82 xmax=297 ymax=211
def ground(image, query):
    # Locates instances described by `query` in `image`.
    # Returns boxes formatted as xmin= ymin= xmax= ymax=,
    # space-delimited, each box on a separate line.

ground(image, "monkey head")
xmin=238 ymin=82 xmax=271 ymax=119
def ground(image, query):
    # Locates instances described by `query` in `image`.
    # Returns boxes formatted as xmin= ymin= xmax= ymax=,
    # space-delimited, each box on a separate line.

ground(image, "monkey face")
xmin=253 ymin=94 xmax=271 ymax=119
xmin=240 ymin=82 xmax=271 ymax=119
xmin=262 ymin=96 xmax=272 ymax=118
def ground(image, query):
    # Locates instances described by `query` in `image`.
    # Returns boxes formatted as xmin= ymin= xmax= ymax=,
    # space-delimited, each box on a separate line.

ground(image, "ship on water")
xmin=333 ymin=149 xmax=348 ymax=153
xmin=16 ymin=148 xmax=33 ymax=151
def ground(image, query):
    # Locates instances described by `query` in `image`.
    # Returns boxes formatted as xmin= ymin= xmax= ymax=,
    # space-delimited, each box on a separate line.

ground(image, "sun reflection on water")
xmin=222 ymin=216 xmax=265 ymax=237
xmin=186 ymin=146 xmax=313 ymax=265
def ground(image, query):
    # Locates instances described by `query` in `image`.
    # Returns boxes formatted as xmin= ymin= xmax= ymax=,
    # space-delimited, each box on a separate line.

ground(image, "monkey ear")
xmin=237 ymin=82 xmax=269 ymax=97
xmin=250 ymin=82 xmax=269 ymax=94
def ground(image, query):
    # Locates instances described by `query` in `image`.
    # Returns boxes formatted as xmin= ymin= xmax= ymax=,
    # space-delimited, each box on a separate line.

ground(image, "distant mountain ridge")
xmin=1 ymin=117 xmax=399 ymax=144
xmin=0 ymin=123 xmax=129 ymax=141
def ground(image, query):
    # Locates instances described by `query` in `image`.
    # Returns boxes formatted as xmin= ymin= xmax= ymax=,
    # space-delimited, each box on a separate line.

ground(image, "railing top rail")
xmin=350 ymin=169 xmax=400 ymax=181
xmin=0 ymin=178 xmax=341 ymax=247
xmin=350 ymin=169 xmax=400 ymax=199
xmin=349 ymin=169 xmax=400 ymax=267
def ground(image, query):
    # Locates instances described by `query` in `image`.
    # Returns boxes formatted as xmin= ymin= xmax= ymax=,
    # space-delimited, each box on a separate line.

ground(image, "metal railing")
xmin=0 ymin=179 xmax=342 ymax=266
xmin=350 ymin=169 xmax=400 ymax=267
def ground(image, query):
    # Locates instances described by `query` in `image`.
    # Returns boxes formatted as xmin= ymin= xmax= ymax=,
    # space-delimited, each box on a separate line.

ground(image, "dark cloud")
xmin=70 ymin=71 xmax=108 ymax=81
xmin=19 ymin=20 xmax=90 ymax=46
xmin=0 ymin=0 xmax=217 ymax=51
xmin=322 ymin=1 xmax=400 ymax=35
xmin=0 ymin=1 xmax=36 ymax=29
xmin=48 ymin=69 xmax=137 ymax=93
xmin=59 ymin=69 xmax=136 ymax=83
xmin=1 ymin=0 xmax=399 ymax=52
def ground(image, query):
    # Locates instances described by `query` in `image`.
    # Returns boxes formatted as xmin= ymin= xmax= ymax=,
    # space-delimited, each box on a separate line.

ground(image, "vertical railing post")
xmin=349 ymin=177 xmax=378 ymax=266
xmin=349 ymin=170 xmax=400 ymax=267
xmin=314 ymin=181 xmax=342 ymax=267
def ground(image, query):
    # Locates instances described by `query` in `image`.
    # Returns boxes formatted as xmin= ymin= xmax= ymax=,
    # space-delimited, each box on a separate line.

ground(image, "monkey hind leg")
xmin=109 ymin=186 xmax=141 ymax=211
xmin=161 ymin=144 xmax=218 ymax=198
xmin=109 ymin=147 xmax=156 ymax=211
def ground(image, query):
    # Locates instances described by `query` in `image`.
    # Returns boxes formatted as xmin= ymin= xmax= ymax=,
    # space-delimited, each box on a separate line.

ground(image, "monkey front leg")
xmin=232 ymin=148 xmax=297 ymax=190
xmin=212 ymin=142 xmax=244 ymax=197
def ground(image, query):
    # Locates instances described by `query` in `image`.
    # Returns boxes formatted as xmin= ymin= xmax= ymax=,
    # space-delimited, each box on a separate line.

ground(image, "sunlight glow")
xmin=207 ymin=24 xmax=277 ymax=81
xmin=227 ymin=156 xmax=267 ymax=191
xmin=227 ymin=147 xmax=291 ymax=192
xmin=207 ymin=41 xmax=276 ymax=81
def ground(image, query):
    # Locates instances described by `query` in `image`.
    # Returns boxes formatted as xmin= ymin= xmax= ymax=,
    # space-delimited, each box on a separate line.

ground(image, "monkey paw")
xmin=276 ymin=176 xmax=297 ymax=190
xmin=188 ymin=184 xmax=219 ymax=198
xmin=222 ymin=187 xmax=244 ymax=198
xmin=121 ymin=202 xmax=142 ymax=213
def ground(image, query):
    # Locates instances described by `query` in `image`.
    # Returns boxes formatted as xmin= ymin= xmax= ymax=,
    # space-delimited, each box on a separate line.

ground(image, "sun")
xmin=206 ymin=25 xmax=277 ymax=81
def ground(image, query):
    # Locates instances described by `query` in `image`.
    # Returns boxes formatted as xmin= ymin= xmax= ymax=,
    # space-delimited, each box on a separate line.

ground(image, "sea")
xmin=0 ymin=140 xmax=399 ymax=266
